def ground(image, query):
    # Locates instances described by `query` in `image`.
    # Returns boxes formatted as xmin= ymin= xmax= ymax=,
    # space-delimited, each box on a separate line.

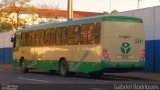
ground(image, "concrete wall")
xmin=0 ymin=32 xmax=13 ymax=64
xmin=112 ymin=6 xmax=160 ymax=73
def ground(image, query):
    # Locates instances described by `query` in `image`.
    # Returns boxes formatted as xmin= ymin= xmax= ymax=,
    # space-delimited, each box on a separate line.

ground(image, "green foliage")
xmin=111 ymin=10 xmax=119 ymax=14
xmin=1 ymin=0 xmax=32 ymax=7
xmin=0 ymin=22 xmax=13 ymax=32
xmin=0 ymin=0 xmax=32 ymax=30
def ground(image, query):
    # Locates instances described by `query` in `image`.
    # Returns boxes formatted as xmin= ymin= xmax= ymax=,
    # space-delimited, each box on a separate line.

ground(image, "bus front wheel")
xmin=20 ymin=60 xmax=29 ymax=73
xmin=59 ymin=59 xmax=69 ymax=77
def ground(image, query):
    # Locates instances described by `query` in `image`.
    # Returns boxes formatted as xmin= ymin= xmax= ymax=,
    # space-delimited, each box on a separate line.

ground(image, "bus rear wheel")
xmin=20 ymin=60 xmax=29 ymax=73
xmin=59 ymin=59 xmax=69 ymax=77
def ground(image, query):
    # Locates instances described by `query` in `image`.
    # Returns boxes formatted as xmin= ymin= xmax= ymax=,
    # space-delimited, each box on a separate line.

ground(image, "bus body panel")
xmin=102 ymin=21 xmax=144 ymax=69
xmin=73 ymin=45 xmax=102 ymax=73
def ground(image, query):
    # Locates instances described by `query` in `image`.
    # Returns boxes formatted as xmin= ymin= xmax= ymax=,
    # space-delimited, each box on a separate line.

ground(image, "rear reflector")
xmin=103 ymin=50 xmax=109 ymax=59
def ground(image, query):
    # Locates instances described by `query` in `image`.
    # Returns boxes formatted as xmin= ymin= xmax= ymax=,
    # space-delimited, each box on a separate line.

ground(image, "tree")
xmin=1 ymin=0 xmax=32 ymax=7
xmin=0 ymin=0 xmax=32 ymax=30
xmin=103 ymin=11 xmax=109 ymax=14
xmin=111 ymin=10 xmax=119 ymax=14
xmin=0 ymin=12 xmax=13 ymax=32
xmin=9 ymin=13 xmax=28 ymax=29
xmin=0 ymin=22 xmax=13 ymax=32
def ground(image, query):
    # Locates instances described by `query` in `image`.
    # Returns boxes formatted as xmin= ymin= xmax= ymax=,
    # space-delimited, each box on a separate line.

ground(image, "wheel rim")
xmin=21 ymin=62 xmax=25 ymax=71
xmin=60 ymin=61 xmax=67 ymax=76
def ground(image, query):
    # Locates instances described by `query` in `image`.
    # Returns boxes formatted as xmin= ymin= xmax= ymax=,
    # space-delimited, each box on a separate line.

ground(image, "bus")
xmin=12 ymin=15 xmax=145 ymax=77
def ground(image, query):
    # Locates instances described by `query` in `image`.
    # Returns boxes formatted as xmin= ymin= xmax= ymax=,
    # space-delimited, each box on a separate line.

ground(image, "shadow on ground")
xmin=26 ymin=70 xmax=150 ymax=82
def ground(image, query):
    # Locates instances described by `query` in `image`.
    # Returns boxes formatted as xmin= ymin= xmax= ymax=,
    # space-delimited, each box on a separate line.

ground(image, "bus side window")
xmin=25 ymin=32 xmax=29 ymax=46
xmin=19 ymin=33 xmax=23 ymax=46
xmin=61 ymin=27 xmax=67 ymax=45
xmin=31 ymin=31 xmax=36 ymax=46
xmin=94 ymin=22 xmax=101 ymax=44
xmin=67 ymin=26 xmax=74 ymax=45
xmin=88 ymin=23 xmax=95 ymax=44
xmin=20 ymin=33 xmax=24 ymax=47
xmin=80 ymin=24 xmax=89 ymax=45
xmin=55 ymin=28 xmax=61 ymax=45
xmin=15 ymin=35 xmax=20 ymax=48
xmin=28 ymin=31 xmax=32 ymax=46
xmin=44 ymin=29 xmax=51 ymax=46
xmin=50 ymin=28 xmax=56 ymax=45
xmin=40 ymin=30 xmax=45 ymax=46
xmin=35 ymin=31 xmax=40 ymax=46
xmin=23 ymin=32 xmax=27 ymax=47
xmin=73 ymin=25 xmax=80 ymax=45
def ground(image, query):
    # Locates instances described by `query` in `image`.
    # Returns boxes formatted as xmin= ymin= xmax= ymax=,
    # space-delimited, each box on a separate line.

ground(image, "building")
xmin=7 ymin=6 xmax=104 ymax=25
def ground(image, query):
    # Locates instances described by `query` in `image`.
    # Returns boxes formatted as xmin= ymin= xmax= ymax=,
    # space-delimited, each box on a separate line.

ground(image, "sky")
xmin=1 ymin=0 xmax=160 ymax=12
xmin=29 ymin=0 xmax=160 ymax=12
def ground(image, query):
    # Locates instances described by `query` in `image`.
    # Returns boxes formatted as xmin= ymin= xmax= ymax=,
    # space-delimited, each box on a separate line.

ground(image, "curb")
xmin=104 ymin=74 xmax=160 ymax=83
xmin=0 ymin=65 xmax=18 ymax=71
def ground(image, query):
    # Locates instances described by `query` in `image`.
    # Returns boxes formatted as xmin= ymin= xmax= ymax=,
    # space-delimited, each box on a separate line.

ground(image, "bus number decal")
xmin=135 ymin=39 xmax=143 ymax=44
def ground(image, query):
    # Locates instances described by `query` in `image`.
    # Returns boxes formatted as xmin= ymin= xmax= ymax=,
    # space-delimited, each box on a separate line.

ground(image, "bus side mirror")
xmin=11 ymin=37 xmax=16 ymax=48
xmin=11 ymin=37 xmax=14 ymax=42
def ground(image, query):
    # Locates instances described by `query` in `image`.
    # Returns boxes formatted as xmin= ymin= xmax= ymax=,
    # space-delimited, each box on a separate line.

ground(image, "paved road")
xmin=0 ymin=69 xmax=159 ymax=90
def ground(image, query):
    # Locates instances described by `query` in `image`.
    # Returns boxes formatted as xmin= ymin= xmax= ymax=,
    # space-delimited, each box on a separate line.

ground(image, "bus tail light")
xmin=103 ymin=50 xmax=109 ymax=59
xmin=141 ymin=50 xmax=145 ymax=59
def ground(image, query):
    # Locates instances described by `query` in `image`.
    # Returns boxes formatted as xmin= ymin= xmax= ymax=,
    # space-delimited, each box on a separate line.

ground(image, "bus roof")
xmin=16 ymin=15 xmax=142 ymax=32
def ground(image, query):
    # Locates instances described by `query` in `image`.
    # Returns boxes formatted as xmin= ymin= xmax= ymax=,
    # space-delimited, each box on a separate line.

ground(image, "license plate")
xmin=121 ymin=55 xmax=129 ymax=59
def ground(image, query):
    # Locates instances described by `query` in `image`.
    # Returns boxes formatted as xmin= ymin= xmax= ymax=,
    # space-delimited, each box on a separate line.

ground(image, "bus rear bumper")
xmin=100 ymin=60 xmax=145 ymax=72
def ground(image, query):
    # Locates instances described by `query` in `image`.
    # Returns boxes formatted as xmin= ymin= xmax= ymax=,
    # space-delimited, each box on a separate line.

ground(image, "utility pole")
xmin=110 ymin=0 xmax=111 ymax=13
xmin=137 ymin=0 xmax=142 ymax=9
xmin=68 ymin=0 xmax=73 ymax=21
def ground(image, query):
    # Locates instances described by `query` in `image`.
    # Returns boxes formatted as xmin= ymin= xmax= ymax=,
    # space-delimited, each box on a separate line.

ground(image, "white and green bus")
xmin=12 ymin=16 xmax=145 ymax=77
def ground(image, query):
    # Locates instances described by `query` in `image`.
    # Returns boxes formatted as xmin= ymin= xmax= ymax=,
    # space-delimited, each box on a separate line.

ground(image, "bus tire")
xmin=59 ymin=59 xmax=69 ymax=77
xmin=20 ymin=59 xmax=29 ymax=73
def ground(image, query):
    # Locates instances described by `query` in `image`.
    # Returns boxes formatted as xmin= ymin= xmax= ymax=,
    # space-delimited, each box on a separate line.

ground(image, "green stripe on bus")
xmin=103 ymin=16 xmax=142 ymax=23
xmin=13 ymin=59 xmax=59 ymax=70
xmin=69 ymin=61 xmax=102 ymax=73
xmin=13 ymin=59 xmax=144 ymax=73
xmin=13 ymin=60 xmax=20 ymax=67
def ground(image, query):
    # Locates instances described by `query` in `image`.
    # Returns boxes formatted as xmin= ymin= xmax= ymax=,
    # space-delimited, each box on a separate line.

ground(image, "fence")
xmin=0 ymin=32 xmax=13 ymax=64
